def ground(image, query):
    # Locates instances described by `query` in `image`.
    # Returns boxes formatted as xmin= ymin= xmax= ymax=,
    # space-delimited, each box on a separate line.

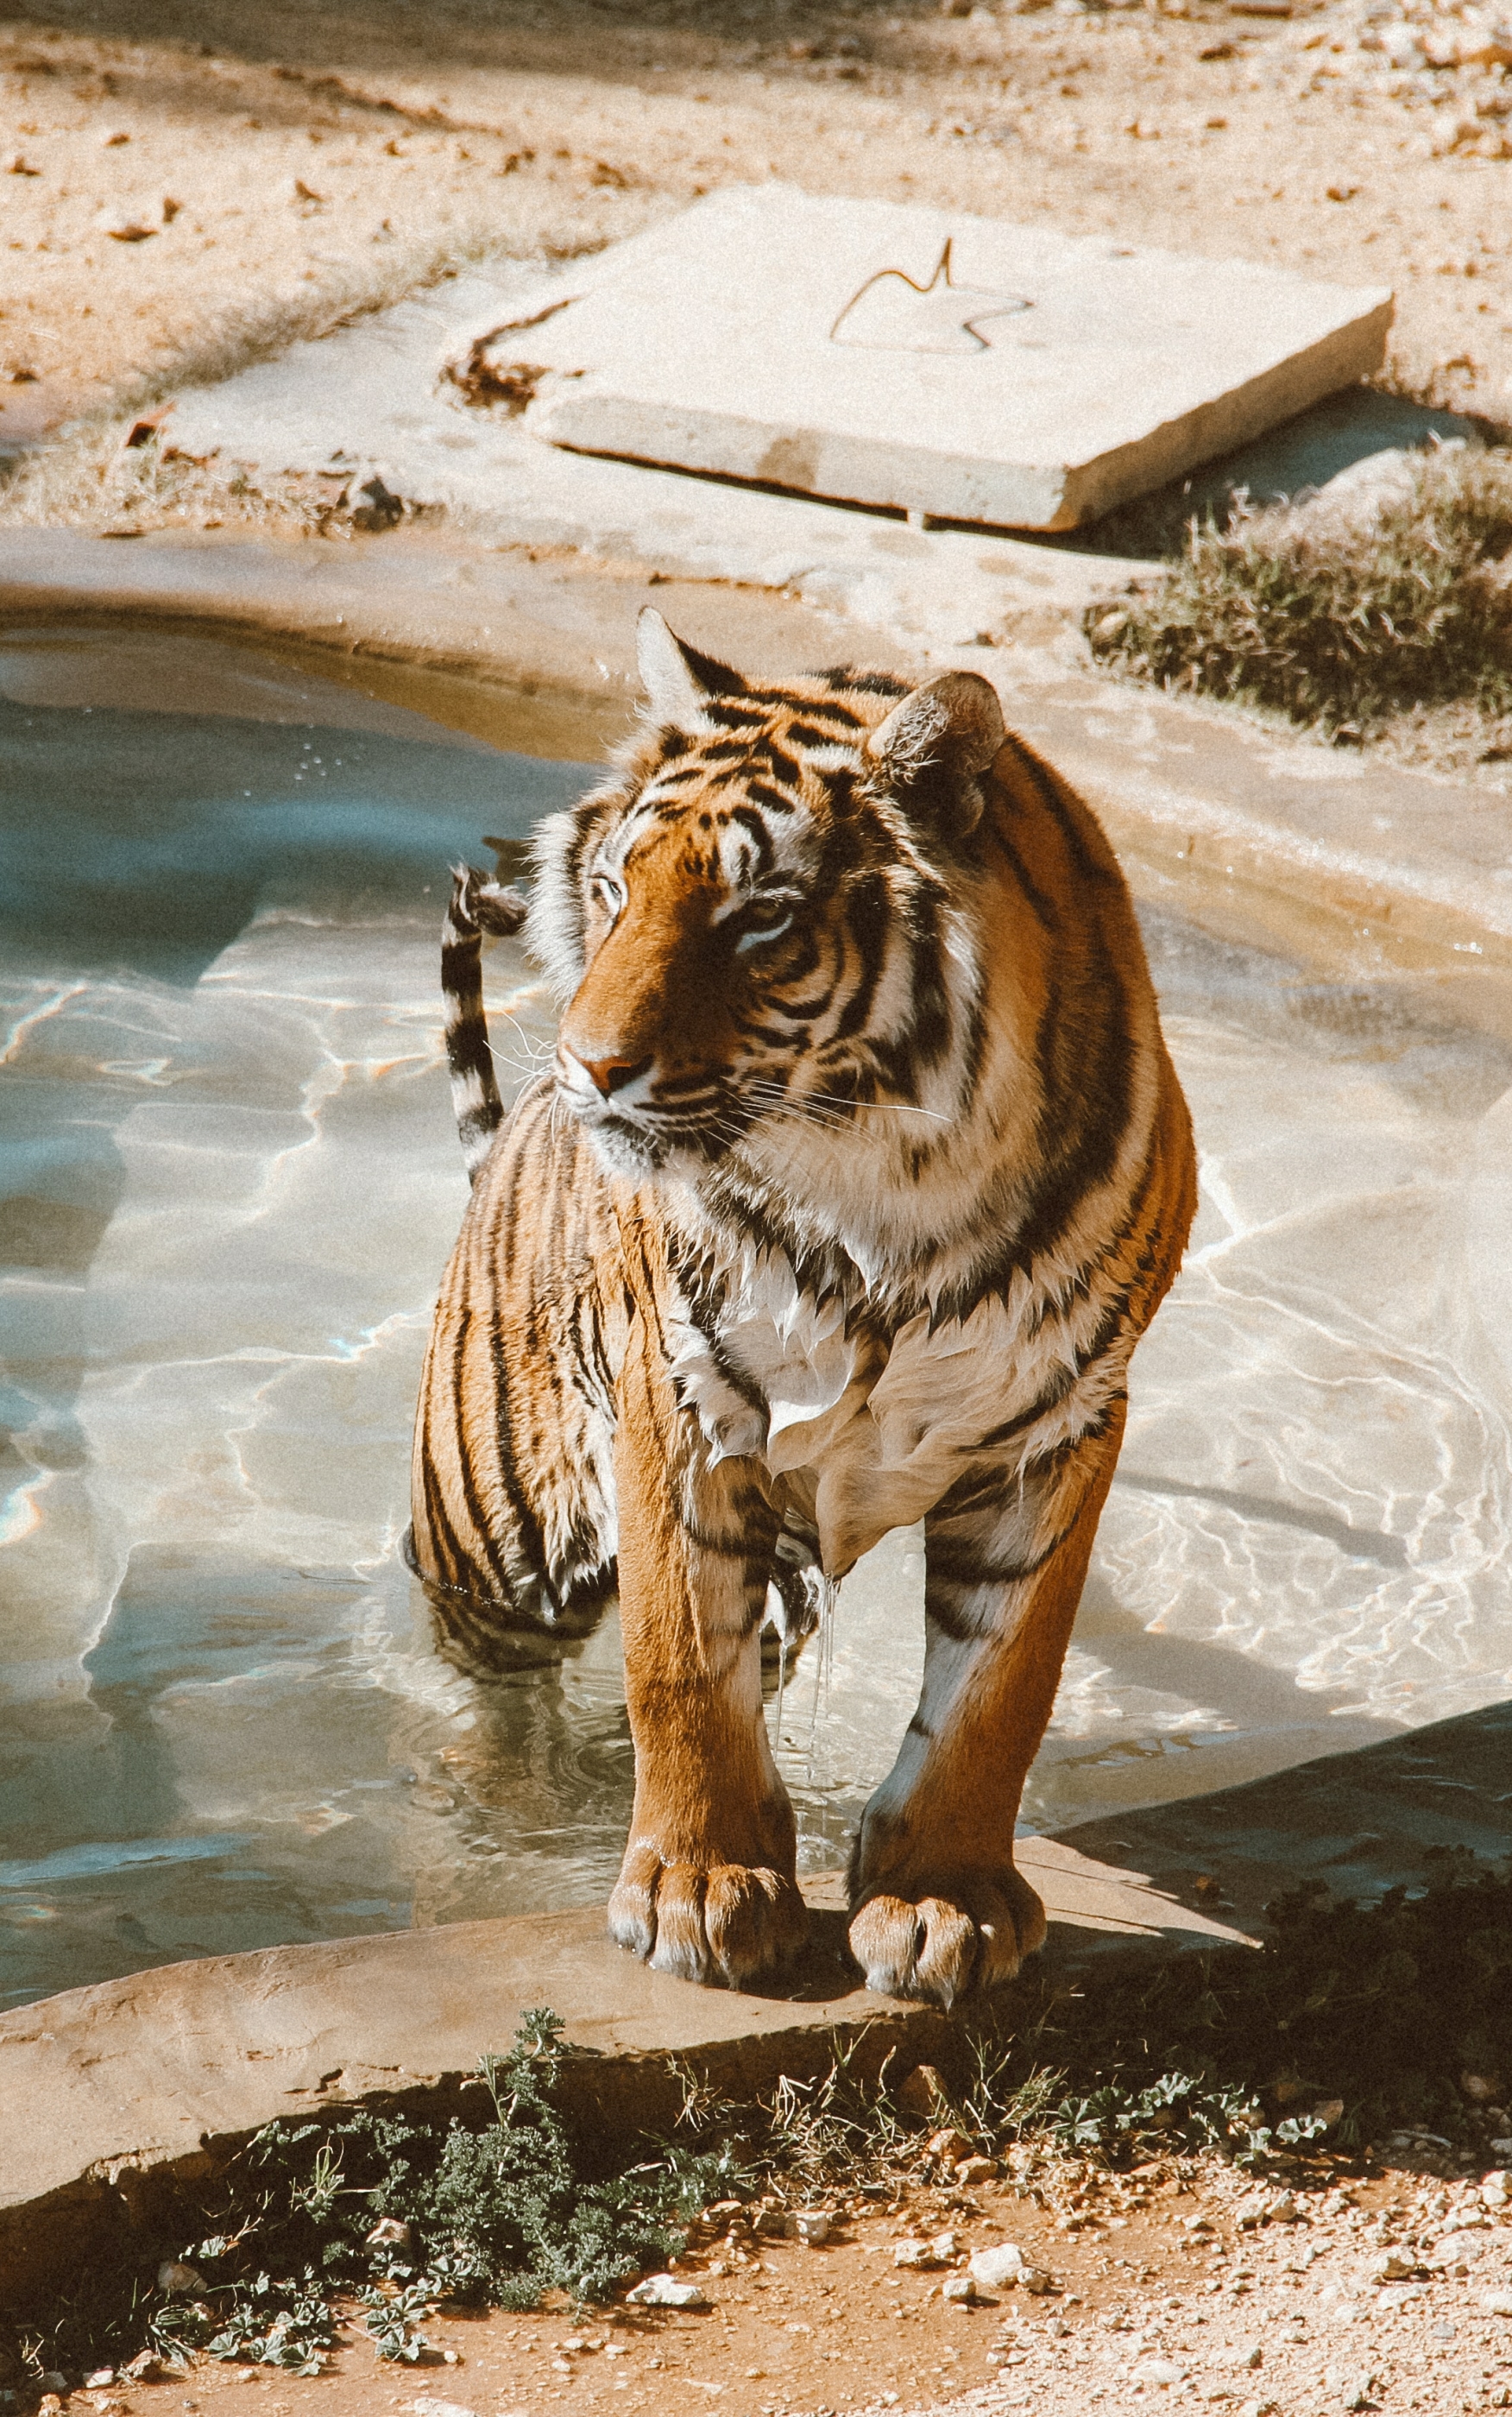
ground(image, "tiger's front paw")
xmin=848 ymin=1867 xmax=1046 ymax=2007
xmin=608 ymin=1840 xmax=809 ymax=1989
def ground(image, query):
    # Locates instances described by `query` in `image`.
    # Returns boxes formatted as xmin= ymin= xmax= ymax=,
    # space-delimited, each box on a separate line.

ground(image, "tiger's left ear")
xmin=637 ymin=608 xmax=749 ymax=729
xmin=864 ymin=671 xmax=1005 ymax=836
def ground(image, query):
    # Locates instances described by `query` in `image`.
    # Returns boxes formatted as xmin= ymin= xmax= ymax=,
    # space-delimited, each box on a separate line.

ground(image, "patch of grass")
xmin=1085 ymin=442 xmax=1512 ymax=735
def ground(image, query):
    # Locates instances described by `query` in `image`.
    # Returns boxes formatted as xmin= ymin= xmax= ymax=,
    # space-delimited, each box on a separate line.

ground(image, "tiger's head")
xmin=528 ymin=610 xmax=1007 ymax=1191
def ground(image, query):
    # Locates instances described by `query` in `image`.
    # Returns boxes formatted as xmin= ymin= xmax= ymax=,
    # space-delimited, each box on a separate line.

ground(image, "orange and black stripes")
xmin=410 ymin=617 xmax=1197 ymax=2005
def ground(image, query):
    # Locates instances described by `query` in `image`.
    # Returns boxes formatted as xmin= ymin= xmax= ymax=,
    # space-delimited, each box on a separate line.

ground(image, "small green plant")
xmin=1086 ymin=441 xmax=1512 ymax=734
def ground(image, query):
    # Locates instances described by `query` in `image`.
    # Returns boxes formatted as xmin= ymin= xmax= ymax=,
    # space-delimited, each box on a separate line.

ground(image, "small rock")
xmin=787 ymin=2210 xmax=831 ymax=2247
xmin=894 ymin=2240 xmax=936 ymax=2269
xmin=1367 ymin=2251 xmax=1418 ymax=2284
xmin=1132 ymin=2359 xmax=1188 ymax=2388
xmin=1182 ymin=2216 xmax=1217 ymax=2236
xmin=1463 ymin=2073 xmax=1502 ymax=2102
xmin=627 ymin=2273 xmax=709 ymax=2309
xmin=1481 ymin=2288 xmax=1512 ymax=2316
xmin=1229 ymin=2347 xmax=1264 ymax=2370
xmin=1263 ymin=2193 xmax=1300 ymax=2224
xmin=123 ymin=2352 xmax=163 ymax=2382
xmin=367 ymin=2217 xmax=413 ymax=2249
xmin=1484 ymin=2171 xmax=1511 ymax=2206
xmin=1020 ymin=2265 xmax=1055 ymax=2295
xmin=411 ymin=2401 xmax=480 ymax=2417
xmin=156 ymin=2259 xmax=205 ymax=2294
xmin=1239 ymin=2402 xmax=1282 ymax=2417
xmin=37 ymin=2399 xmax=65 ymax=2417
xmin=956 ymin=2155 xmax=999 ymax=2184
xmin=85 ymin=2376 xmax=117 ymax=2391
xmin=969 ymin=2243 xmax=1027 ymax=2289
xmin=942 ymin=2272 xmax=977 ymax=2304
xmin=896 ymin=2063 xmax=954 ymax=2122
xmin=929 ymin=2231 xmax=959 ymax=2262
xmin=926 ymin=2128 xmax=973 ymax=2165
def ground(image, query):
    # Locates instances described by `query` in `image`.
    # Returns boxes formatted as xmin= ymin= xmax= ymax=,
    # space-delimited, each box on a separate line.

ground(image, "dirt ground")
xmin=3 ymin=0 xmax=1512 ymax=465
xmin=43 ymin=2150 xmax=1512 ymax=2417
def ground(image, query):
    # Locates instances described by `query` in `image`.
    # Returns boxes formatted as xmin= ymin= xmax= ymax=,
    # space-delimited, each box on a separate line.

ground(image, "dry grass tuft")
xmin=1086 ymin=443 xmax=1512 ymax=737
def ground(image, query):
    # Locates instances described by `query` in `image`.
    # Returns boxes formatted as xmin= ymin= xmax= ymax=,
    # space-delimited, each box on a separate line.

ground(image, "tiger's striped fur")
xmin=409 ymin=610 xmax=1197 ymax=2005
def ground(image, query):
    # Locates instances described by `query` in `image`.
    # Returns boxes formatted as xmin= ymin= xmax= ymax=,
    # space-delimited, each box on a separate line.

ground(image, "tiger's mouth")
xmin=556 ymin=1055 xmax=760 ymax=1177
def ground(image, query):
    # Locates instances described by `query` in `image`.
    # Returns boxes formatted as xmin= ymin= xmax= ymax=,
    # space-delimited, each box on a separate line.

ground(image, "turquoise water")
xmin=3 ymin=628 xmax=1510 ymax=2012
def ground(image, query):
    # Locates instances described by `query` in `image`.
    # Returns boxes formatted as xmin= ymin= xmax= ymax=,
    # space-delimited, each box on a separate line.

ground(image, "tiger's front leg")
xmin=847 ymin=1404 xmax=1126 ymax=2007
xmin=608 ymin=1297 xmax=808 ymax=1988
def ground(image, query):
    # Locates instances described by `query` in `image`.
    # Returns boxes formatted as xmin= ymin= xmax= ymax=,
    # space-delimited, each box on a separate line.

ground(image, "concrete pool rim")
xmin=4 ymin=522 xmax=1512 ymax=1038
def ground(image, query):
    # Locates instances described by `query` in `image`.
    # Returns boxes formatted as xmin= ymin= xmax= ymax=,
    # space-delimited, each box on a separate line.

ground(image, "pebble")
xmin=1366 ymin=2250 xmax=1419 ymax=2283
xmin=1132 ymin=2357 xmax=1188 ymax=2385
xmin=926 ymin=2128 xmax=973 ymax=2164
xmin=410 ymin=2400 xmax=480 ymax=2417
xmin=894 ymin=2240 xmax=936 ymax=2268
xmin=956 ymin=2154 xmax=999 ymax=2183
xmin=787 ymin=2210 xmax=832 ymax=2246
xmin=155 ymin=2261 xmax=205 ymax=2294
xmin=969 ymin=2243 xmax=1028 ymax=2289
xmin=942 ymin=2272 xmax=978 ymax=2303
xmin=1481 ymin=2288 xmax=1512 ymax=2316
xmin=929 ymin=2230 xmax=959 ymax=2261
xmin=1020 ymin=2264 xmax=1055 ymax=2295
xmin=895 ymin=2064 xmax=952 ymax=2121
xmin=627 ymin=2273 xmax=709 ymax=2309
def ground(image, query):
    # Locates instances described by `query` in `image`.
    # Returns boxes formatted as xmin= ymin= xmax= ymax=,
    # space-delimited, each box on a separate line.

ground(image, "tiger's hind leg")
xmin=847 ymin=1406 xmax=1125 ymax=2007
xmin=408 ymin=1085 xmax=623 ymax=1673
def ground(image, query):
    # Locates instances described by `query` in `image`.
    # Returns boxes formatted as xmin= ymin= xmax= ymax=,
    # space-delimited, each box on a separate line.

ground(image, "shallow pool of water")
xmin=3 ymin=628 xmax=1510 ymax=2010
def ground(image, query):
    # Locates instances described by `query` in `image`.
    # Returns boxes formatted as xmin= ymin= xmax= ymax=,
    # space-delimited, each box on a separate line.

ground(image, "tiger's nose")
xmin=566 ymin=1046 xmax=653 ymax=1098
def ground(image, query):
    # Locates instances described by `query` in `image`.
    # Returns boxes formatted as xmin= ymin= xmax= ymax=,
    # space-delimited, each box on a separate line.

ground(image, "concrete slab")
xmin=507 ymin=186 xmax=1392 ymax=529
xmin=158 ymin=197 xmax=1392 ymax=541
xmin=0 ymin=1847 xmax=1248 ymax=2298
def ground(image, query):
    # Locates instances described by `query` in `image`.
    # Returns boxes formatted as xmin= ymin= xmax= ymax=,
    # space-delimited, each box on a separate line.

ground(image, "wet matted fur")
xmin=407 ymin=612 xmax=1197 ymax=2005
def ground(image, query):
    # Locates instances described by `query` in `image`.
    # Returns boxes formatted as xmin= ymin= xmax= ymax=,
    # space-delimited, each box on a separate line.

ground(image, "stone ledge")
xmin=4 ymin=1699 xmax=1507 ymax=2309
xmin=0 ymin=1840 xmax=1248 ymax=2304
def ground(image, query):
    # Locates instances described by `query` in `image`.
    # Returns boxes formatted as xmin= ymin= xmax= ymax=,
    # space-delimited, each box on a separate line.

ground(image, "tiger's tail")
xmin=442 ymin=862 xmax=529 ymax=1184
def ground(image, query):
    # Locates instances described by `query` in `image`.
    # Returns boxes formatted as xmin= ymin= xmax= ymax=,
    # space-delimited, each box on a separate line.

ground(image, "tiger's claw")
xmin=848 ymin=1869 xmax=1045 ymax=2006
xmin=608 ymin=1842 xmax=808 ymax=1989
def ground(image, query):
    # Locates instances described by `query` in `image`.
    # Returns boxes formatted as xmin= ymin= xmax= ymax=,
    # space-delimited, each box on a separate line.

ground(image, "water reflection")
xmin=3 ymin=632 xmax=1509 ymax=2009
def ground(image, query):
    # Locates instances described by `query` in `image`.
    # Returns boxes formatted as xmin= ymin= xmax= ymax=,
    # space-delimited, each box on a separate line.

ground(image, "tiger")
xmin=406 ymin=609 xmax=1197 ymax=2008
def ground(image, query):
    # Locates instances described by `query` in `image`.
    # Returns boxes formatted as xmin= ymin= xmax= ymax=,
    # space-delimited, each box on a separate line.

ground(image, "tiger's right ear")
xmin=636 ymin=608 xmax=749 ymax=729
xmin=864 ymin=671 xmax=1005 ymax=835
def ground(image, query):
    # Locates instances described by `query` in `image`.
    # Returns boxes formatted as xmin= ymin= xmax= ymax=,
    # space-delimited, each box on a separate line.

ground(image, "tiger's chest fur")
xmin=663 ymin=1217 xmax=1146 ymax=1581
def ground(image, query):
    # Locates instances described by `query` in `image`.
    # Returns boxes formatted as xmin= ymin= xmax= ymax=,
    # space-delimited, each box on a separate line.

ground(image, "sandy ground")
xmin=3 ymin=0 xmax=1512 ymax=469
xmin=35 ymin=2149 xmax=1512 ymax=2417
